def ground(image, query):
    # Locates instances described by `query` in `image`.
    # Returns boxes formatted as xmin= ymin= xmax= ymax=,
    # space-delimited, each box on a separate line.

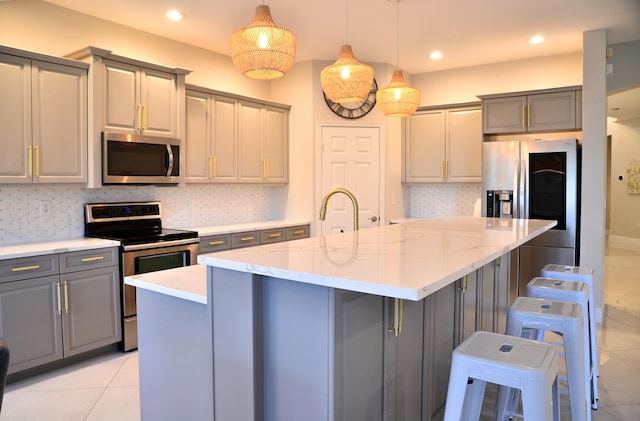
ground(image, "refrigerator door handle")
xmin=520 ymin=158 xmax=528 ymax=219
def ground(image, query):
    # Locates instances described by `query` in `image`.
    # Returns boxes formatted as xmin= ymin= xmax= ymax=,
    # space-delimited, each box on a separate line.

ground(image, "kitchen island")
xmin=126 ymin=216 xmax=555 ymax=421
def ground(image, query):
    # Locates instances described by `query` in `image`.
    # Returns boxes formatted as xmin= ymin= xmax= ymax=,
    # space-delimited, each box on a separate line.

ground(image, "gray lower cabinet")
xmin=0 ymin=247 xmax=121 ymax=374
xmin=200 ymin=224 xmax=310 ymax=254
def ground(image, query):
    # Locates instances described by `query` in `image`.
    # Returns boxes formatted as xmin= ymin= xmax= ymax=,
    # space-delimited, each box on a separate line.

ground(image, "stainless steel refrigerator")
xmin=482 ymin=138 xmax=581 ymax=299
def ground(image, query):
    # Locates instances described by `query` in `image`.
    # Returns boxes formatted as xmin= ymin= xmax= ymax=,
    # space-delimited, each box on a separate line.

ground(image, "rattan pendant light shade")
xmin=230 ymin=5 xmax=296 ymax=80
xmin=376 ymin=70 xmax=420 ymax=116
xmin=321 ymin=44 xmax=374 ymax=103
xmin=376 ymin=0 xmax=420 ymax=117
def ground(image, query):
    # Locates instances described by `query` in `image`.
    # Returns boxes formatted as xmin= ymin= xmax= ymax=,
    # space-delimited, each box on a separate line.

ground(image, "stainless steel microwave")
xmin=102 ymin=132 xmax=181 ymax=185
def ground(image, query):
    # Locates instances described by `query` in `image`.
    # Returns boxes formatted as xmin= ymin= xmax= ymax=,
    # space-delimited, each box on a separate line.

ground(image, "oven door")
xmin=123 ymin=239 xmax=199 ymax=315
xmin=121 ymin=239 xmax=199 ymax=351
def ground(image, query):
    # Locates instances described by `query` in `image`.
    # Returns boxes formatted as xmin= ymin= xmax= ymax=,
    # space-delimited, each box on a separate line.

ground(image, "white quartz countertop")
xmin=125 ymin=264 xmax=207 ymax=304
xmin=190 ymin=220 xmax=310 ymax=236
xmin=0 ymin=238 xmax=121 ymax=260
xmin=199 ymin=216 xmax=556 ymax=301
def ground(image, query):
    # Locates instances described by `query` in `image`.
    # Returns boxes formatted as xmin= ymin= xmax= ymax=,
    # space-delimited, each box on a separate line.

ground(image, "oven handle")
xmin=123 ymin=238 xmax=199 ymax=251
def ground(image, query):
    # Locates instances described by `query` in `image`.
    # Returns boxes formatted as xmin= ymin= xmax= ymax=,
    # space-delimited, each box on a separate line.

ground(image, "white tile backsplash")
xmin=0 ymin=184 xmax=271 ymax=245
xmin=409 ymin=184 xmax=482 ymax=219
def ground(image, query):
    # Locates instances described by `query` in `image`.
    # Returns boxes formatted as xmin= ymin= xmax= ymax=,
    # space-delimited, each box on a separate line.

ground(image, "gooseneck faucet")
xmin=319 ymin=187 xmax=359 ymax=231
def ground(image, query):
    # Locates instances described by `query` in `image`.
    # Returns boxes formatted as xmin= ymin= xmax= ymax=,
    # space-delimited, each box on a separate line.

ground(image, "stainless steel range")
xmin=85 ymin=201 xmax=199 ymax=351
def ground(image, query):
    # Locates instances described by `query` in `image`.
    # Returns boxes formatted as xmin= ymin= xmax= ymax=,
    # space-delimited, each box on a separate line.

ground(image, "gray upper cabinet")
xmin=186 ymin=85 xmax=290 ymax=184
xmin=0 ymin=47 xmax=88 ymax=184
xmin=481 ymin=86 xmax=582 ymax=134
xmin=66 ymin=46 xmax=190 ymax=188
xmin=403 ymin=104 xmax=482 ymax=183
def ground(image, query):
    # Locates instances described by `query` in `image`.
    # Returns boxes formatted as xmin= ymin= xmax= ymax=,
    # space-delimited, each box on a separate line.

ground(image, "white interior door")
xmin=320 ymin=125 xmax=381 ymax=235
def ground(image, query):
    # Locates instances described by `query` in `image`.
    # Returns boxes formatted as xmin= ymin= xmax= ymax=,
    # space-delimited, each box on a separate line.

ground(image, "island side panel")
xmin=208 ymin=267 xmax=263 ymax=421
xmin=137 ymin=288 xmax=213 ymax=420
xmin=262 ymin=276 xmax=332 ymax=421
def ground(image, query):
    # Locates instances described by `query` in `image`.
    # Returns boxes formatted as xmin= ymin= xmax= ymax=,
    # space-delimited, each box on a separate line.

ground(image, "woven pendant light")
xmin=376 ymin=0 xmax=420 ymax=117
xmin=320 ymin=0 xmax=374 ymax=103
xmin=321 ymin=45 xmax=374 ymax=103
xmin=376 ymin=70 xmax=420 ymax=116
xmin=230 ymin=4 xmax=296 ymax=80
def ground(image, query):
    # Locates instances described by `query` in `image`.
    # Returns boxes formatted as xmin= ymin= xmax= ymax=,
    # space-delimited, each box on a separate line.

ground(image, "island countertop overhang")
xmin=198 ymin=216 xmax=556 ymax=301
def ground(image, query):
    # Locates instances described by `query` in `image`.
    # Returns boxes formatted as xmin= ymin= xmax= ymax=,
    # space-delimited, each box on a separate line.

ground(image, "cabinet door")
xmin=32 ymin=60 xmax=87 ymax=183
xmin=61 ymin=266 xmax=121 ymax=357
xmin=237 ymin=101 xmax=264 ymax=182
xmin=140 ymin=68 xmax=177 ymax=137
xmin=0 ymin=53 xmax=31 ymax=183
xmin=455 ymin=271 xmax=478 ymax=345
xmin=333 ymin=290 xmax=385 ymax=421
xmin=185 ymin=90 xmax=211 ymax=182
xmin=423 ymin=282 xmax=456 ymax=421
xmin=0 ymin=276 xmax=63 ymax=374
xmin=493 ymin=254 xmax=511 ymax=334
xmin=404 ymin=110 xmax=445 ymax=182
xmin=103 ymin=60 xmax=139 ymax=133
xmin=384 ymin=298 xmax=424 ymax=421
xmin=527 ymin=91 xmax=576 ymax=132
xmin=263 ymin=106 xmax=288 ymax=182
xmin=482 ymin=96 xmax=527 ymax=134
xmin=446 ymin=106 xmax=482 ymax=182
xmin=211 ymin=95 xmax=238 ymax=181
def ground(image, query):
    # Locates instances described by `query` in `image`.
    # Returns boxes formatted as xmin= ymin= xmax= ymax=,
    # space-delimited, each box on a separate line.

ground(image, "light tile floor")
xmin=2 ymin=245 xmax=640 ymax=420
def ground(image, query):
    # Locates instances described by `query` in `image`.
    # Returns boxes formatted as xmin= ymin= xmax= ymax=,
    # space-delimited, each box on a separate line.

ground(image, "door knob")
xmin=368 ymin=216 xmax=378 ymax=222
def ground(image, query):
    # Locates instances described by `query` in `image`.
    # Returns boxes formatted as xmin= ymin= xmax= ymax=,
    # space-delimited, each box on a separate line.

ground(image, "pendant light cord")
xmin=395 ymin=0 xmax=400 ymax=68
xmin=345 ymin=0 xmax=349 ymax=44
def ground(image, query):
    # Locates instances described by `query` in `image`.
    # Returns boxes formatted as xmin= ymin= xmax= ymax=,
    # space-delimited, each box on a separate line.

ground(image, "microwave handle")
xmin=165 ymin=145 xmax=174 ymax=176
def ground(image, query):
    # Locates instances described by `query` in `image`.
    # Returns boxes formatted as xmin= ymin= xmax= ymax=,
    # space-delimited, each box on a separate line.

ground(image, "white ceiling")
xmin=38 ymin=0 xmax=640 ymax=119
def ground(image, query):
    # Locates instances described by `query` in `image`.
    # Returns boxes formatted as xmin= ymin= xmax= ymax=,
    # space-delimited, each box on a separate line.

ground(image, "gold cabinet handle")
xmin=240 ymin=236 xmax=255 ymax=242
xmin=56 ymin=282 xmax=62 ymax=316
xmin=292 ymin=230 xmax=305 ymax=235
xmin=208 ymin=240 xmax=225 ymax=246
xmin=527 ymin=104 xmax=531 ymax=128
xmin=34 ymin=145 xmax=40 ymax=177
xmin=208 ymin=156 xmax=214 ymax=179
xmin=458 ymin=275 xmax=469 ymax=293
xmin=136 ymin=104 xmax=143 ymax=131
xmin=522 ymin=105 xmax=526 ymax=128
xmin=81 ymin=256 xmax=104 ymax=262
xmin=28 ymin=145 xmax=33 ymax=177
xmin=444 ymin=160 xmax=449 ymax=179
xmin=262 ymin=159 xmax=268 ymax=179
xmin=213 ymin=156 xmax=217 ymax=179
xmin=389 ymin=298 xmax=403 ymax=336
xmin=268 ymin=233 xmax=282 ymax=238
xmin=142 ymin=104 xmax=147 ymax=130
xmin=12 ymin=265 xmax=41 ymax=272
xmin=64 ymin=281 xmax=69 ymax=314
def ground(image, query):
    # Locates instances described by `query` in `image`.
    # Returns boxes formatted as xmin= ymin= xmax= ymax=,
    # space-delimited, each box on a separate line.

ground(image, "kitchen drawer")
xmin=230 ymin=231 xmax=260 ymax=249
xmin=59 ymin=247 xmax=119 ymax=273
xmin=286 ymin=225 xmax=309 ymax=241
xmin=199 ymin=234 xmax=231 ymax=254
xmin=0 ymin=254 xmax=59 ymax=283
xmin=260 ymin=228 xmax=287 ymax=245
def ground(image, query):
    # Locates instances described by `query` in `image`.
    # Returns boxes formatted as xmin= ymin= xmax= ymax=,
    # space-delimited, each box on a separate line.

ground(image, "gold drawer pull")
xmin=240 ymin=237 xmax=255 ymax=242
xmin=81 ymin=256 xmax=105 ymax=262
xmin=208 ymin=240 xmax=225 ymax=246
xmin=269 ymin=233 xmax=282 ymax=238
xmin=292 ymin=230 xmax=305 ymax=235
xmin=12 ymin=265 xmax=41 ymax=272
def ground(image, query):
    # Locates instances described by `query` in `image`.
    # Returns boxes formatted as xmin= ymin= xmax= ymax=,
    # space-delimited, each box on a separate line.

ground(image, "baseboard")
xmin=608 ymin=235 xmax=640 ymax=252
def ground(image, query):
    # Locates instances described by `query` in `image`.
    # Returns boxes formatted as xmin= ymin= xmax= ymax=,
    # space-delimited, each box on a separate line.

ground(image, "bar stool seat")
xmin=541 ymin=264 xmax=599 ymax=398
xmin=498 ymin=296 xmax=588 ymax=421
xmin=443 ymin=331 xmax=560 ymax=421
xmin=527 ymin=276 xmax=597 ymax=411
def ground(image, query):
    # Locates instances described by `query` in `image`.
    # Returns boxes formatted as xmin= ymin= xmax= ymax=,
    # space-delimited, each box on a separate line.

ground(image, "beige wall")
xmin=608 ymin=117 xmax=640 ymax=241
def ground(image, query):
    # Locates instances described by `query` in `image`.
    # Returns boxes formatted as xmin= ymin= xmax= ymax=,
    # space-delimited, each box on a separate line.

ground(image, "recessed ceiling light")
xmin=529 ymin=35 xmax=544 ymax=45
xmin=429 ymin=51 xmax=443 ymax=60
xmin=166 ymin=10 xmax=184 ymax=21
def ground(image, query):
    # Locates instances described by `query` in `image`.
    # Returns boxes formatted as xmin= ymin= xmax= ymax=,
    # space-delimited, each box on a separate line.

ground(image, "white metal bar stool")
xmin=443 ymin=330 xmax=560 ymax=421
xmin=541 ymin=263 xmax=599 ymax=401
xmin=497 ymin=296 xmax=588 ymax=421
